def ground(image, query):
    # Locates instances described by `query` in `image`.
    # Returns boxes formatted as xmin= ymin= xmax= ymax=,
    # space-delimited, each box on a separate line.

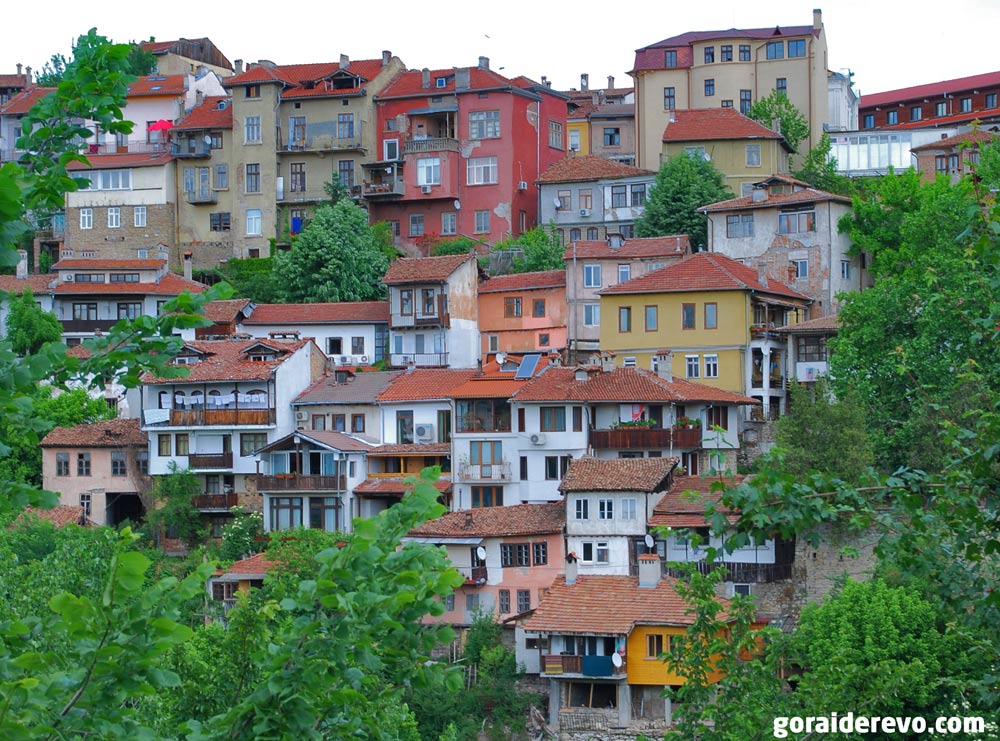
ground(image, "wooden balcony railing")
xmin=542 ymin=654 xmax=621 ymax=677
xmin=255 ymin=474 xmax=347 ymax=492
xmin=457 ymin=564 xmax=488 ymax=584
xmin=188 ymin=452 xmax=233 ymax=470
xmin=167 ymin=408 xmax=276 ymax=427
xmin=665 ymin=560 xmax=793 ymax=583
xmin=589 ymin=426 xmax=702 ymax=449
xmin=192 ymin=492 xmax=239 ymax=510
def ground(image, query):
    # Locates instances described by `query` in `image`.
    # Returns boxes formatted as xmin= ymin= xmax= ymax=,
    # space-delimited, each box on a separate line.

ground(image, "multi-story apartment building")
xmin=140 ymin=38 xmax=233 ymax=78
xmin=564 ymin=74 xmax=635 ymax=158
xmin=859 ymin=70 xmax=1000 ymax=131
xmin=292 ymin=369 xmax=401 ymax=441
xmin=478 ymin=270 xmax=567 ymax=358
xmin=630 ymin=10 xmax=829 ymax=171
xmin=221 ymin=53 xmax=405 ymax=258
xmin=537 ymin=156 xmax=656 ymax=245
xmin=0 ymin=86 xmax=54 ymax=164
xmin=0 ymin=64 xmax=31 ymax=106
xmin=910 ymin=130 xmax=998 ymax=184
xmin=366 ymin=59 xmax=568 ymax=252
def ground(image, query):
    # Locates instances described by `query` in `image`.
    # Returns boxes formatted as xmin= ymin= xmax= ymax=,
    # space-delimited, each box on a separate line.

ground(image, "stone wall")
xmin=63 ymin=204 xmax=175 ymax=260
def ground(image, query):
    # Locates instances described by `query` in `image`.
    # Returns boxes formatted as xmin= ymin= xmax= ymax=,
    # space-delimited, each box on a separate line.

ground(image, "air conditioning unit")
xmin=295 ymin=410 xmax=308 ymax=421
xmin=517 ymin=180 xmax=528 ymax=191
xmin=415 ymin=423 xmax=434 ymax=441
xmin=339 ymin=355 xmax=349 ymax=364
xmin=360 ymin=355 xmax=369 ymax=364
xmin=529 ymin=432 xmax=547 ymax=445
xmin=580 ymin=208 xmax=591 ymax=217
xmin=421 ymin=185 xmax=433 ymax=194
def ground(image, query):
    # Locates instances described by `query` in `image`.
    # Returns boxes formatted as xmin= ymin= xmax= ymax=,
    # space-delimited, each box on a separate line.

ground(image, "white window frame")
xmin=469 ymin=110 xmax=500 ymax=139
xmin=598 ymin=498 xmax=614 ymax=520
xmin=133 ymin=205 xmax=146 ymax=227
xmin=583 ymin=264 xmax=601 ymax=288
xmin=467 ymin=156 xmax=498 ymax=185
xmin=685 ymin=354 xmax=700 ymax=379
xmin=617 ymin=264 xmax=631 ymax=283
xmin=583 ymin=303 xmax=600 ymax=327
xmin=621 ymin=498 xmax=637 ymax=521
xmin=80 ymin=208 xmax=93 ymax=230
xmin=416 ymin=157 xmax=441 ymax=186
xmin=246 ymin=208 xmax=262 ymax=236
xmin=574 ymin=497 xmax=589 ymax=520
xmin=487 ymin=334 xmax=499 ymax=353
xmin=244 ymin=115 xmax=262 ymax=144
xmin=704 ymin=353 xmax=719 ymax=378
xmin=841 ymin=260 xmax=851 ymax=280
xmin=107 ymin=207 xmax=121 ymax=229
xmin=441 ymin=212 xmax=457 ymax=236
xmin=383 ymin=138 xmax=399 ymax=161
xmin=474 ymin=210 xmax=490 ymax=234
xmin=793 ymin=259 xmax=809 ymax=279
xmin=746 ymin=143 xmax=761 ymax=167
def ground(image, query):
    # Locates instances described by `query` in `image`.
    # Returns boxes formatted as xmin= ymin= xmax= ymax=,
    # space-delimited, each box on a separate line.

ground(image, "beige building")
xmin=140 ymin=38 xmax=233 ymax=78
xmin=630 ymin=10 xmax=829 ymax=171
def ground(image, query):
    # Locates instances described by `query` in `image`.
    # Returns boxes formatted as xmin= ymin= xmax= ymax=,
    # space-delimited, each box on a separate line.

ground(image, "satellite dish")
xmin=453 ymin=199 xmax=462 ymax=210
xmin=553 ymin=197 xmax=563 ymax=208
xmin=644 ymin=533 xmax=655 ymax=550
xmin=203 ymin=134 xmax=212 ymax=145
xmin=496 ymin=352 xmax=506 ymax=365
xmin=611 ymin=652 xmax=623 ymax=668
xmin=476 ymin=546 xmax=487 ymax=561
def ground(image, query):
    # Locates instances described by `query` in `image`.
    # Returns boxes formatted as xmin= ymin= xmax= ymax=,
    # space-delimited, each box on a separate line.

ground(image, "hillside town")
xmin=0 ymin=11 xmax=998 ymax=739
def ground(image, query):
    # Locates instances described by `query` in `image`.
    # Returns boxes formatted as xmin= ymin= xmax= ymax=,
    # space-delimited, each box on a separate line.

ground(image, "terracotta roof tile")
xmin=408 ymin=502 xmax=564 ymax=538
xmin=377 ymin=368 xmax=478 ymax=402
xmin=875 ymin=108 xmax=1000 ymax=130
xmin=41 ymin=418 xmax=146 ymax=448
xmin=698 ymin=186 xmax=851 ymax=213
xmin=67 ymin=151 xmax=173 ymax=170
xmin=127 ymin=75 xmax=187 ymax=97
xmin=662 ymin=108 xmax=786 ymax=145
xmin=53 ymin=273 xmax=206 ymax=296
xmin=225 ymin=60 xmax=386 ymax=100
xmin=354 ymin=477 xmax=452 ymax=496
xmin=14 ymin=505 xmax=90 ymax=528
xmin=862 ymin=70 xmax=1000 ymax=109
xmin=909 ymin=129 xmax=999 ymax=152
xmin=202 ymin=298 xmax=253 ymax=323
xmin=0 ymin=87 xmax=56 ymax=115
xmin=648 ymin=475 xmax=746 ymax=528
xmin=778 ymin=313 xmax=839 ymax=333
xmin=142 ymin=338 xmax=307 ymax=384
xmin=538 ymin=155 xmax=654 ymax=184
xmin=244 ymin=301 xmax=389 ymax=325
xmin=0 ymin=74 xmax=28 ymax=87
xmin=524 ymin=575 xmax=730 ymax=634
xmin=559 ymin=457 xmax=677 ymax=493
xmin=52 ymin=259 xmax=165 ymax=270
xmin=478 ymin=270 xmax=565 ymax=293
xmin=368 ymin=442 xmax=451 ymax=456
xmin=599 ymin=251 xmax=808 ymax=301
xmin=450 ymin=378 xmax=529 ymax=399
xmin=295 ymin=370 xmax=402 ymax=405
xmin=378 ymin=67 xmax=526 ymax=99
xmin=382 ymin=253 xmax=476 ymax=284
xmin=222 ymin=552 xmax=277 ymax=577
xmin=0 ymin=275 xmax=56 ymax=293
xmin=562 ymin=235 xmax=689 ymax=260
xmin=174 ymin=96 xmax=233 ymax=130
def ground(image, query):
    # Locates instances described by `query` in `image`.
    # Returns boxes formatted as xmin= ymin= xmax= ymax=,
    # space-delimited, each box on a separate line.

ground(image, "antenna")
xmin=644 ymin=533 xmax=654 ymax=551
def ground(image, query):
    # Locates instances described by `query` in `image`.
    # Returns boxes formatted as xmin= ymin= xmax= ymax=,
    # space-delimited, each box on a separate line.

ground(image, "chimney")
xmin=548 ymin=350 xmax=563 ymax=367
xmin=195 ymin=89 xmax=204 ymax=107
xmin=421 ymin=68 xmax=431 ymax=89
xmin=339 ymin=53 xmax=349 ymax=70
xmin=565 ymin=552 xmax=578 ymax=585
xmin=234 ymin=59 xmax=244 ymax=74
xmin=25 ymin=66 xmax=31 ymax=86
xmin=478 ymin=56 xmax=490 ymax=71
xmin=607 ymin=75 xmax=615 ymax=89
xmin=382 ymin=50 xmax=392 ymax=67
xmin=655 ymin=350 xmax=673 ymax=381
xmin=608 ymin=234 xmax=623 ymax=249
xmin=15 ymin=250 xmax=28 ymax=279
xmin=541 ymin=75 xmax=548 ymax=87
xmin=16 ymin=63 xmax=22 ymax=76
xmin=455 ymin=67 xmax=470 ymax=90
xmin=757 ymin=263 xmax=769 ymax=289
xmin=638 ymin=553 xmax=661 ymax=588
xmin=406 ymin=358 xmax=417 ymax=374
xmin=600 ymin=350 xmax=616 ymax=373
xmin=813 ymin=8 xmax=822 ymax=31
xmin=580 ymin=73 xmax=589 ymax=92
xmin=575 ymin=367 xmax=589 ymax=382
xmin=752 ymin=187 xmax=768 ymax=203
xmin=183 ymin=251 xmax=193 ymax=282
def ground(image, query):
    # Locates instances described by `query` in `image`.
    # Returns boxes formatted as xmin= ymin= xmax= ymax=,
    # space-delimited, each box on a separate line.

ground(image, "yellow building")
xmin=598 ymin=251 xmax=810 ymax=418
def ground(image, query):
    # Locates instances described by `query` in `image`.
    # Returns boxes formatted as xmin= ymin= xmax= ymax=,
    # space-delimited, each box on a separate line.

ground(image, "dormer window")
xmin=249 ymin=353 xmax=275 ymax=362
xmin=174 ymin=355 xmax=202 ymax=365
xmin=435 ymin=77 xmax=447 ymax=88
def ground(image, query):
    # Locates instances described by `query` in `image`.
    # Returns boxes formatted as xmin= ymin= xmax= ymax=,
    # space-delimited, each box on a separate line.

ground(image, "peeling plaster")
xmin=494 ymin=201 xmax=512 ymax=232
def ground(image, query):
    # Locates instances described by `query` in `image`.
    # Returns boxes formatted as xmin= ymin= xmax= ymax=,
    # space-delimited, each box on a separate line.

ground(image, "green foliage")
xmin=774 ymin=378 xmax=874 ymax=483
xmin=218 ymin=507 xmax=264 ymax=562
xmin=491 ymin=224 xmax=565 ymax=273
xmin=124 ymin=40 xmax=157 ymax=76
xmin=145 ymin=465 xmax=206 ymax=547
xmin=431 ymin=235 xmax=482 ymax=256
xmin=463 ymin=610 xmax=503 ymax=666
xmin=371 ymin=220 xmax=403 ymax=262
xmin=36 ymin=37 xmax=156 ymax=85
xmin=635 ymin=152 xmax=731 ymax=249
xmin=272 ymin=199 xmax=390 ymax=303
xmin=748 ymin=90 xmax=810 ymax=153
xmin=5 ymin=288 xmax=62 ymax=355
xmin=323 ymin=174 xmax=350 ymax=205
xmin=206 ymin=257 xmax=281 ymax=302
xmin=793 ymin=132 xmax=852 ymax=194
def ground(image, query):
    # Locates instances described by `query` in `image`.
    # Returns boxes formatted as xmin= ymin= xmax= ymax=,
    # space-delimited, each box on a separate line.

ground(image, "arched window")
xmin=173 ymin=391 xmax=186 ymax=410
xmin=158 ymin=391 xmax=172 ymax=409
xmin=208 ymin=389 xmax=223 ymax=408
xmin=587 ymin=227 xmax=599 ymax=240
xmin=189 ymin=390 xmax=204 ymax=408
xmin=570 ymin=228 xmax=581 ymax=242
xmin=246 ymin=389 xmax=267 ymax=409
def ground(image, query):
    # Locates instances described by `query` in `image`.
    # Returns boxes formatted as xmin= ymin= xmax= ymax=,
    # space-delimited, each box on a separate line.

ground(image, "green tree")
xmin=430 ymin=235 xmax=481 ymax=256
xmin=144 ymin=465 xmax=205 ymax=547
xmin=635 ymin=153 xmax=731 ymax=249
xmin=218 ymin=507 xmax=264 ymax=561
xmin=4 ymin=287 xmax=62 ymax=355
xmin=748 ymin=89 xmax=810 ymax=154
xmin=35 ymin=38 xmax=156 ymax=85
xmin=793 ymin=132 xmax=851 ymax=195
xmin=490 ymin=225 xmax=564 ymax=273
xmin=272 ymin=199 xmax=390 ymax=303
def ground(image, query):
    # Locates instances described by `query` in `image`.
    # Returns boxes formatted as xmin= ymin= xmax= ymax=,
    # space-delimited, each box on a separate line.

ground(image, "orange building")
xmin=477 ymin=269 xmax=567 ymax=359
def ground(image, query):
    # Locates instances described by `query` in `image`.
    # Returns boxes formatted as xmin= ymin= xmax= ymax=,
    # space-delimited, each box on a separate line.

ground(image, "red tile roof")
xmin=53 ymin=273 xmax=206 ymax=296
xmin=202 ymin=298 xmax=253 ymax=323
xmin=408 ymin=502 xmax=564 ymax=538
xmin=478 ymin=270 xmax=565 ymax=293
xmin=382 ymin=253 xmax=477 ymax=285
xmin=0 ymin=275 xmax=56 ymax=293
xmin=698 ymin=184 xmax=850 ymax=212
xmin=0 ymin=87 xmax=55 ymax=115
xmin=524 ymin=574 xmax=730 ymax=633
xmin=514 ymin=366 xmax=758 ymax=405
xmin=14 ymin=505 xmax=91 ymax=528
xmin=220 ymin=552 xmax=277 ymax=578
xmin=225 ymin=60 xmax=387 ymax=100
xmin=662 ymin=108 xmax=786 ymax=145
xmin=378 ymin=67 xmax=525 ymax=99
xmin=599 ymin=251 xmax=808 ymax=301
xmin=875 ymin=108 xmax=1000 ymax=131
xmin=862 ymin=70 xmax=1000 ymax=109
xmin=778 ymin=313 xmax=839 ymax=333
xmin=292 ymin=430 xmax=374 ymax=452
xmin=244 ymin=301 xmax=389 ymax=325
xmin=648 ymin=475 xmax=746 ymax=528
xmin=127 ymin=75 xmax=187 ymax=97
xmin=376 ymin=368 xmax=478 ymax=402
xmin=41 ymin=418 xmax=146 ymax=448
xmin=559 ymin=457 xmax=677 ymax=493
xmin=450 ymin=378 xmax=529 ymax=399
xmin=142 ymin=338 xmax=307 ymax=384
xmin=67 ymin=152 xmax=174 ymax=170
xmin=0 ymin=74 xmax=28 ymax=87
xmin=174 ymin=96 xmax=232 ymax=130
xmin=53 ymin=259 xmax=165 ymax=270
xmin=563 ymin=235 xmax=689 ymax=260
xmin=538 ymin=155 xmax=654 ymax=184
xmin=909 ymin=129 xmax=999 ymax=152
xmin=354 ymin=477 xmax=452 ymax=496
xmin=368 ymin=442 xmax=451 ymax=456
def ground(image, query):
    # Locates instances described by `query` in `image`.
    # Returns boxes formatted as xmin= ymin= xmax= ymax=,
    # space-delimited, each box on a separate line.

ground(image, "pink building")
xmin=477 ymin=269 xmax=567 ymax=359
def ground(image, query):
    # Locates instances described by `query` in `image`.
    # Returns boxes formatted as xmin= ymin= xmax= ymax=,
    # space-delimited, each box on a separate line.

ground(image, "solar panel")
xmin=515 ymin=353 xmax=541 ymax=379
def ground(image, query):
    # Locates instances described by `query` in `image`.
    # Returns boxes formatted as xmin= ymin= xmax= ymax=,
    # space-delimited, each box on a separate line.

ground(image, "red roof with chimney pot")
xmin=382 ymin=253 xmax=477 ymax=285
xmin=0 ymin=87 xmax=56 ymax=115
xmin=242 ymin=301 xmax=389 ymax=325
xmin=478 ymin=270 xmax=565 ymax=293
xmin=909 ymin=129 xmax=999 ymax=152
xmin=698 ymin=184 xmax=850 ymax=213
xmin=174 ymin=96 xmax=233 ymax=130
xmin=127 ymin=75 xmax=187 ymax=97
xmin=142 ymin=338 xmax=308 ymax=384
xmin=538 ymin=155 xmax=654 ymax=184
xmin=41 ymin=418 xmax=146 ymax=448
xmin=662 ymin=108 xmax=790 ymax=148
xmin=408 ymin=502 xmax=564 ymax=538
xmin=559 ymin=457 xmax=678 ymax=493
xmin=562 ymin=235 xmax=690 ymax=260
xmin=377 ymin=67 xmax=527 ymax=99
xmin=224 ymin=59 xmax=387 ymax=100
xmin=376 ymin=368 xmax=478 ymax=402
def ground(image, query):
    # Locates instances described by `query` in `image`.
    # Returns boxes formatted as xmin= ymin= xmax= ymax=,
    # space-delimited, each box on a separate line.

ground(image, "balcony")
xmin=665 ymin=560 xmax=793 ymax=583
xmin=60 ymin=318 xmax=119 ymax=333
xmin=170 ymin=140 xmax=212 ymax=158
xmin=389 ymin=352 xmax=449 ymax=367
xmin=186 ymin=190 xmax=218 ymax=205
xmin=85 ymin=141 xmax=167 ymax=156
xmin=188 ymin=452 xmax=233 ymax=470
xmin=255 ymin=474 xmax=348 ymax=492
xmin=589 ymin=426 xmax=702 ymax=450
xmin=457 ymin=461 xmax=512 ymax=482
xmin=542 ymin=654 xmax=623 ymax=678
xmin=146 ymin=408 xmax=277 ymax=427
xmin=457 ymin=564 xmax=488 ymax=585
xmin=402 ymin=137 xmax=459 ymax=155
xmin=361 ymin=180 xmax=405 ymax=199
xmin=192 ymin=492 xmax=239 ymax=511
xmin=456 ymin=414 xmax=512 ymax=434
xmin=390 ymin=294 xmax=451 ymax=329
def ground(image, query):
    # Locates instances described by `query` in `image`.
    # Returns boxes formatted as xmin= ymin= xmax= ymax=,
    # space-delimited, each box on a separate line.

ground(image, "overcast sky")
xmin=4 ymin=0 xmax=999 ymax=98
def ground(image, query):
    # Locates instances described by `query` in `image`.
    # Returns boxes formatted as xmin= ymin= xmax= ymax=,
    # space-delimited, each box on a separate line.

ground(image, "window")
xmin=548 ymin=120 xmax=563 ymax=148
xmin=682 ymin=303 xmax=696 ymax=330
xmin=441 ymin=212 xmax=457 ymax=235
xmin=685 ymin=146 xmax=706 ymax=160
xmin=158 ymin=434 xmax=171 ymax=457
xmin=467 ymin=156 xmax=498 ymax=185
xmin=530 ymin=298 xmax=546 ymax=318
xmin=797 ymin=335 xmax=828 ymax=362
xmin=841 ymin=260 xmax=851 ymax=280
xmin=603 ymin=127 xmax=621 ymax=146
xmin=117 ymin=302 xmax=142 ymax=319
xmin=704 ymin=78 xmax=715 ymax=97
xmin=569 ymin=128 xmax=581 ymax=151
xmin=544 ymin=455 xmax=571 ymax=480
xmin=863 ymin=113 xmax=875 ymax=129
xmin=555 ymin=190 xmax=572 ymax=211
xmin=240 ymin=433 xmax=267 ymax=457
xmin=337 ymin=113 xmax=354 ymax=139
xmin=540 ymin=406 xmax=566 ymax=432
xmin=245 ymin=83 xmax=260 ymax=98
xmin=575 ymin=498 xmax=589 ymax=520
xmin=398 ymin=289 xmax=413 ymax=316
xmin=209 ymin=132 xmax=223 ymax=149
xmin=246 ymin=209 xmax=262 ymax=236
xmin=332 ymin=415 xmax=346 ymax=432
xmin=583 ymin=303 xmax=600 ymax=326
xmin=466 ymin=593 xmax=480 ymax=613
xmin=77 ymin=452 xmax=91 ymax=476
xmin=886 ymin=110 xmax=897 ymax=125
xmin=499 ymin=589 xmax=510 ymax=613
xmin=663 ymin=87 xmax=676 ymax=110
xmin=934 ymin=155 xmax=948 ymax=174
xmin=935 ymin=101 xmax=947 ymax=117
xmin=686 ymin=355 xmax=700 ymax=378
xmin=80 ymin=169 xmax=131 ymax=191
xmin=793 ymin=259 xmax=809 ymax=279
xmin=788 ymin=39 xmax=805 ymax=57
xmin=210 ymin=212 xmax=231 ymax=231
xmin=776 ymin=78 xmax=787 ymax=96
xmin=517 ymin=589 xmax=531 ymax=613
xmin=582 ymin=541 xmax=609 ymax=563
xmin=740 ymin=89 xmax=753 ymax=115
xmin=704 ymin=353 xmax=719 ymax=378
xmin=383 ymin=138 xmax=399 ymax=161
xmin=587 ymin=227 xmax=599 ymax=240
xmin=705 ymin=302 xmax=718 ymax=329
xmin=110 ymin=450 xmax=127 ymax=477
xmin=909 ymin=106 xmax=922 ymax=122
xmin=721 ymin=99 xmax=733 ymax=108
xmin=409 ymin=214 xmax=424 ymax=237
xmin=133 ymin=206 xmax=146 ymax=227
xmin=583 ymin=264 xmax=601 ymax=288
xmin=72 ymin=303 xmax=97 ymax=320
xmin=665 ymin=50 xmax=677 ymax=67
xmin=746 ymin=143 xmax=761 ymax=167
xmin=617 ymin=263 xmax=631 ymax=283
xmin=599 ymin=498 xmax=614 ymax=520
xmin=960 ymin=97 xmax=972 ymax=113
xmin=533 ymin=541 xmax=548 ymax=565
xmin=647 ymin=634 xmax=664 ymax=658
xmin=244 ymin=115 xmax=262 ymax=143
xmin=472 ymin=485 xmax=503 ymax=507
xmin=726 ymin=213 xmax=754 ymax=238
xmin=350 ymin=335 xmax=365 ymax=355
xmin=766 ymin=41 xmax=784 ymax=59
xmin=289 ymin=162 xmax=305 ymax=192
xmin=621 ymin=498 xmax=637 ymax=521
xmin=506 ymin=298 xmax=524 ymax=322
xmin=778 ymin=209 xmax=815 ymax=234
xmin=610 ymin=184 xmax=627 ymax=208
xmin=79 ymin=493 xmax=91 ymax=517
xmin=56 ymin=452 xmax=69 ymax=476
xmin=270 ymin=496 xmax=303 ymax=531
xmin=417 ymin=157 xmax=441 ymax=185
xmin=175 ymin=434 xmax=189 ymax=456
xmin=474 ymin=210 xmax=490 ymax=234
xmin=105 ymin=207 xmax=120 ymax=228
xmin=619 ymin=306 xmax=632 ymax=332
xmin=739 ymin=44 xmax=751 ymax=61
xmin=80 ymin=208 xmax=93 ymax=230
xmin=644 ymin=305 xmax=658 ymax=332
xmin=704 ymin=46 xmax=714 ymax=64
xmin=469 ymin=110 xmax=500 ymax=138
xmin=136 ymin=451 xmax=148 ymax=475
xmin=987 ymin=93 xmax=998 ymax=109
xmin=631 ymin=184 xmax=646 ymax=206
xmin=707 ymin=405 xmax=728 ymax=430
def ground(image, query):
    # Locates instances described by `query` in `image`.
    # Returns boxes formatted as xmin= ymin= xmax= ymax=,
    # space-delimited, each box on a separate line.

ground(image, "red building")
xmin=366 ymin=58 xmax=568 ymax=253
xmin=859 ymin=70 xmax=1000 ymax=130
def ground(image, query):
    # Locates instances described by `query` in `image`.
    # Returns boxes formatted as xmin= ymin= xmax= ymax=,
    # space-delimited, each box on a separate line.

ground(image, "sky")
xmin=3 ymin=0 xmax=999 ymax=98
